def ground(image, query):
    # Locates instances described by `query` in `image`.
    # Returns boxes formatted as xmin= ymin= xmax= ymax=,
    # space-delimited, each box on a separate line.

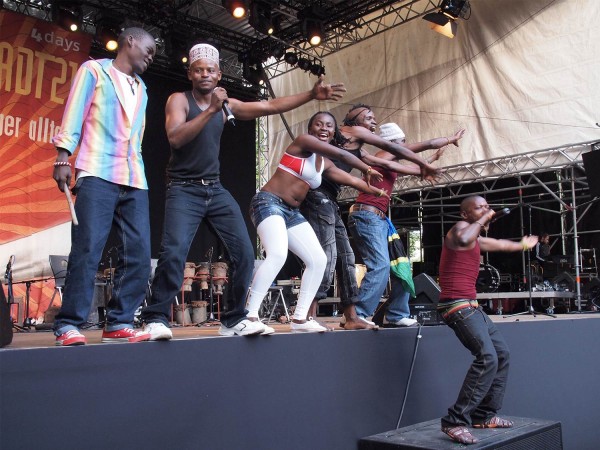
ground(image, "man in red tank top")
xmin=438 ymin=196 xmax=538 ymax=445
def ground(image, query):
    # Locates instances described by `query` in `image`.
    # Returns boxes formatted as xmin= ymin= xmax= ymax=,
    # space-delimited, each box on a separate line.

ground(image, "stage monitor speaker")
xmin=582 ymin=148 xmax=600 ymax=197
xmin=410 ymin=273 xmax=441 ymax=307
xmin=1 ymin=283 xmax=14 ymax=348
xmin=552 ymin=272 xmax=575 ymax=292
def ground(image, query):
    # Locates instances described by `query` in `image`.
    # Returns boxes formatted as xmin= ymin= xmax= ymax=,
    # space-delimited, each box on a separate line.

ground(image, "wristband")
xmin=521 ymin=240 xmax=530 ymax=251
xmin=475 ymin=221 xmax=484 ymax=227
xmin=364 ymin=166 xmax=372 ymax=176
xmin=53 ymin=161 xmax=72 ymax=167
xmin=446 ymin=137 xmax=450 ymax=146
xmin=378 ymin=189 xmax=385 ymax=197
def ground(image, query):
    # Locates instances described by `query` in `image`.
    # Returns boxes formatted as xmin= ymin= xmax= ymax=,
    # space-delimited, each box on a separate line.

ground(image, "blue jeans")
xmin=348 ymin=210 xmax=410 ymax=321
xmin=250 ymin=191 xmax=306 ymax=229
xmin=441 ymin=305 xmax=510 ymax=427
xmin=300 ymin=189 xmax=358 ymax=307
xmin=140 ymin=181 xmax=254 ymax=328
xmin=54 ymin=177 xmax=151 ymax=335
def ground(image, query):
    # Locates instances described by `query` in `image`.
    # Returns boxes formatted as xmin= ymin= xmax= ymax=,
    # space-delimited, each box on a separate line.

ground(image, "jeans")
xmin=249 ymin=191 xmax=306 ymax=229
xmin=54 ymin=177 xmax=151 ymax=335
xmin=441 ymin=305 xmax=510 ymax=427
xmin=300 ymin=189 xmax=358 ymax=307
xmin=140 ymin=181 xmax=254 ymax=328
xmin=347 ymin=210 xmax=410 ymax=321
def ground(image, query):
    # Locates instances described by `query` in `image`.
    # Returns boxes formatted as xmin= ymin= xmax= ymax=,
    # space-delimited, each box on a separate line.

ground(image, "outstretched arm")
xmin=292 ymin=134 xmax=383 ymax=183
xmin=405 ymin=129 xmax=466 ymax=153
xmin=323 ymin=161 xmax=389 ymax=198
xmin=228 ymin=76 xmax=346 ymax=120
xmin=479 ymin=235 xmax=539 ymax=253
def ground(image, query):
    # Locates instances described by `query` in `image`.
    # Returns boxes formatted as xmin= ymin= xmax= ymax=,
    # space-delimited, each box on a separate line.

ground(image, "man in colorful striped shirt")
xmin=51 ymin=28 xmax=157 ymax=346
xmin=438 ymin=195 xmax=538 ymax=444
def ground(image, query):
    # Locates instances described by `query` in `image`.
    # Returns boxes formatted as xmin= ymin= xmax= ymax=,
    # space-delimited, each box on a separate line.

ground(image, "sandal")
xmin=441 ymin=426 xmax=479 ymax=445
xmin=473 ymin=416 xmax=514 ymax=428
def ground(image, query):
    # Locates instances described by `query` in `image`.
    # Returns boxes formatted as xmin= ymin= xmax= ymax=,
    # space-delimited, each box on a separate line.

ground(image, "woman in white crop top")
xmin=246 ymin=112 xmax=389 ymax=333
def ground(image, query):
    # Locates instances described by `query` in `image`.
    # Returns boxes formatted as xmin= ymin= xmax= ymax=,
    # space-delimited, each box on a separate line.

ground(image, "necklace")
xmin=126 ymin=76 xmax=136 ymax=95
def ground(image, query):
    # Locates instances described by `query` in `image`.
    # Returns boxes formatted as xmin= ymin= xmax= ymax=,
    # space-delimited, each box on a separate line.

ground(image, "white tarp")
xmin=267 ymin=0 xmax=600 ymax=172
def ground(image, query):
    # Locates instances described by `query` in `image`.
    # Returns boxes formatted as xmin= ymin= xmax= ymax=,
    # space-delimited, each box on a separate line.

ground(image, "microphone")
xmin=222 ymin=101 xmax=235 ymax=126
xmin=491 ymin=207 xmax=511 ymax=223
xmin=5 ymin=255 xmax=15 ymax=280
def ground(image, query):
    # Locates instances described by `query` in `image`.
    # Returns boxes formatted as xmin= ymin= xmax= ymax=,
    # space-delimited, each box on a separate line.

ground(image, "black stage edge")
xmin=359 ymin=416 xmax=562 ymax=449
xmin=1 ymin=318 xmax=599 ymax=450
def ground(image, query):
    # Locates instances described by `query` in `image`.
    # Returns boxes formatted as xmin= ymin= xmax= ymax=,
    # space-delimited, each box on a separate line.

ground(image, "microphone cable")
xmin=396 ymin=323 xmax=424 ymax=429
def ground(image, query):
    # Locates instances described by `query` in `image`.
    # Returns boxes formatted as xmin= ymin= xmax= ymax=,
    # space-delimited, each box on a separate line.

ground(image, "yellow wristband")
xmin=446 ymin=137 xmax=451 ymax=146
xmin=521 ymin=240 xmax=529 ymax=251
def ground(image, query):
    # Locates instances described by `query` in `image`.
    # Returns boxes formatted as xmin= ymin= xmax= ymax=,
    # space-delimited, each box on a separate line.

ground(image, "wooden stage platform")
xmin=2 ymin=312 xmax=600 ymax=450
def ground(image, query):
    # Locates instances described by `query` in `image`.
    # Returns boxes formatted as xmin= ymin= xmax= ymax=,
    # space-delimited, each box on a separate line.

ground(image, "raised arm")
xmin=228 ymin=76 xmax=346 ymax=120
xmin=479 ymin=235 xmax=539 ymax=253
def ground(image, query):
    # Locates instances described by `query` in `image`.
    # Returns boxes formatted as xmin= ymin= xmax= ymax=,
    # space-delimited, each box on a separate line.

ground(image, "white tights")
xmin=246 ymin=215 xmax=327 ymax=321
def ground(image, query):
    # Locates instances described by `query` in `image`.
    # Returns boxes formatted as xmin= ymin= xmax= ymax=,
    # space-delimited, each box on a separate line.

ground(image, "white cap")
xmin=379 ymin=123 xmax=406 ymax=141
xmin=189 ymin=43 xmax=219 ymax=66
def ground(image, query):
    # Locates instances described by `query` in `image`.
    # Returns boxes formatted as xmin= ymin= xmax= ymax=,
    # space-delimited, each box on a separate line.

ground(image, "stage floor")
xmin=4 ymin=309 xmax=600 ymax=350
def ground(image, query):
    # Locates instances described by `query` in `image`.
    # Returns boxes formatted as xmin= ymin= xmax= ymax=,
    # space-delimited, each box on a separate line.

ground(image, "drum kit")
xmin=476 ymin=264 xmax=500 ymax=293
xmin=179 ymin=260 xmax=229 ymax=325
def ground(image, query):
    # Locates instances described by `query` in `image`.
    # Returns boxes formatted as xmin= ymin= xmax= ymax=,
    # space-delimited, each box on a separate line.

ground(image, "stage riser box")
xmin=359 ymin=416 xmax=562 ymax=450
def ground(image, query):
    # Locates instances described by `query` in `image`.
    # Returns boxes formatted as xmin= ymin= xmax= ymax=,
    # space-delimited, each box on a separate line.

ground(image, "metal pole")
xmin=570 ymin=166 xmax=582 ymax=311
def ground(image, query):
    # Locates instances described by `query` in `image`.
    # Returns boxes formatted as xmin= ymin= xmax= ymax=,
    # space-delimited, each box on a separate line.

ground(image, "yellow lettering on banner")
xmin=0 ymin=114 xmax=22 ymax=137
xmin=0 ymin=42 xmax=13 ymax=92
xmin=15 ymin=47 xmax=34 ymax=96
xmin=0 ymin=44 xmax=76 ymax=103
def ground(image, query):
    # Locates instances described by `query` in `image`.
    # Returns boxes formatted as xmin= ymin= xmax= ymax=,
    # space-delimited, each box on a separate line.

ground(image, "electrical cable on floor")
xmin=396 ymin=323 xmax=424 ymax=430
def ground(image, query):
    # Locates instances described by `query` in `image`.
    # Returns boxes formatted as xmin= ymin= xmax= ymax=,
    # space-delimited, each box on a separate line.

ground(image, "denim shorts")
xmin=250 ymin=191 xmax=307 ymax=229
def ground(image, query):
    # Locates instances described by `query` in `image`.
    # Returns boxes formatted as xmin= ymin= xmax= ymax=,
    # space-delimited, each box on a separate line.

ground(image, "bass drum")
xmin=476 ymin=264 xmax=500 ymax=293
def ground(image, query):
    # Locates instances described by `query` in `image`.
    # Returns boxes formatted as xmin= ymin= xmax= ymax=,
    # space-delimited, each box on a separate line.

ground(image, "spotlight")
xmin=52 ymin=1 xmax=82 ymax=32
xmin=299 ymin=5 xmax=327 ymax=46
xmin=164 ymin=32 xmax=189 ymax=68
xmin=303 ymin=18 xmax=325 ymax=46
xmin=309 ymin=61 xmax=325 ymax=76
xmin=243 ymin=58 xmax=265 ymax=86
xmin=422 ymin=0 xmax=470 ymax=38
xmin=271 ymin=44 xmax=286 ymax=60
xmin=297 ymin=57 xmax=311 ymax=72
xmin=222 ymin=0 xmax=248 ymax=19
xmin=249 ymin=1 xmax=274 ymax=35
xmin=95 ymin=15 xmax=122 ymax=52
xmin=283 ymin=52 xmax=298 ymax=65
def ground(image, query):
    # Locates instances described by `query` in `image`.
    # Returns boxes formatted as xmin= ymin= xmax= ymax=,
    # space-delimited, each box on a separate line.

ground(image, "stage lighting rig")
xmin=298 ymin=5 xmax=327 ymax=46
xmin=222 ymin=0 xmax=249 ymax=19
xmin=422 ymin=0 xmax=471 ymax=38
xmin=52 ymin=1 xmax=83 ymax=33
xmin=95 ymin=14 xmax=122 ymax=52
xmin=249 ymin=1 xmax=274 ymax=35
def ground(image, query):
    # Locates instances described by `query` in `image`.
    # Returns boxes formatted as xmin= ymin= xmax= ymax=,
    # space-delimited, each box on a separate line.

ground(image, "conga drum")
xmin=196 ymin=262 xmax=210 ymax=290
xmin=183 ymin=262 xmax=196 ymax=292
xmin=211 ymin=262 xmax=228 ymax=294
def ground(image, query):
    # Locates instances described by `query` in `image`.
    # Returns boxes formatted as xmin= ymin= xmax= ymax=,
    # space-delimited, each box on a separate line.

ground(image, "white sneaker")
xmin=143 ymin=322 xmax=173 ymax=341
xmin=290 ymin=317 xmax=327 ymax=333
xmin=261 ymin=324 xmax=275 ymax=335
xmin=219 ymin=319 xmax=265 ymax=336
xmin=384 ymin=317 xmax=418 ymax=327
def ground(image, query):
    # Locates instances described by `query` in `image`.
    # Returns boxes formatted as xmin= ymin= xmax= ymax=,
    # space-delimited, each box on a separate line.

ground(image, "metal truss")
xmin=337 ymin=141 xmax=595 ymax=205
xmin=256 ymin=116 xmax=270 ymax=190
xmin=264 ymin=0 xmax=438 ymax=79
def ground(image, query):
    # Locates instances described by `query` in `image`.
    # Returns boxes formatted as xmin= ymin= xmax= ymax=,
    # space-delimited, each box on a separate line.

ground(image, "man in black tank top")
xmin=140 ymin=43 xmax=347 ymax=339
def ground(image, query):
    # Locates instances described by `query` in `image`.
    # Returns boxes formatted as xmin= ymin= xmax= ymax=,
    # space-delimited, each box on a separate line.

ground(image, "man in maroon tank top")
xmin=438 ymin=196 xmax=538 ymax=444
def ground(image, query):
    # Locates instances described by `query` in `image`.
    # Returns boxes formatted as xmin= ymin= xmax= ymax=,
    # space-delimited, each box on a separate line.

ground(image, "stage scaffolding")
xmin=337 ymin=140 xmax=600 ymax=311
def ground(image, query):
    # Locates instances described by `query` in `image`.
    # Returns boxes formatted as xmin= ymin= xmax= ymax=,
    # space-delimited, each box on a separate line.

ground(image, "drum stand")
xmin=505 ymin=205 xmax=556 ymax=319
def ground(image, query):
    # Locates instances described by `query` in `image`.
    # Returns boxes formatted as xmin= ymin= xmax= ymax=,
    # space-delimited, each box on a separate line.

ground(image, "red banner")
xmin=0 ymin=10 xmax=92 ymax=244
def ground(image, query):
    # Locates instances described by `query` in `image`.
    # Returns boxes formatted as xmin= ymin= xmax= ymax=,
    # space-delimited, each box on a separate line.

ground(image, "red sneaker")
xmin=55 ymin=329 xmax=87 ymax=346
xmin=101 ymin=327 xmax=151 ymax=343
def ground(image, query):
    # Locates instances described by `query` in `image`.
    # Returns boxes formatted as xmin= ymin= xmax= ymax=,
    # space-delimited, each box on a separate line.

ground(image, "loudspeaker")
xmin=410 ymin=273 xmax=440 ymax=306
xmin=1 ymin=283 xmax=14 ymax=348
xmin=582 ymin=149 xmax=600 ymax=197
xmin=552 ymin=272 xmax=576 ymax=292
